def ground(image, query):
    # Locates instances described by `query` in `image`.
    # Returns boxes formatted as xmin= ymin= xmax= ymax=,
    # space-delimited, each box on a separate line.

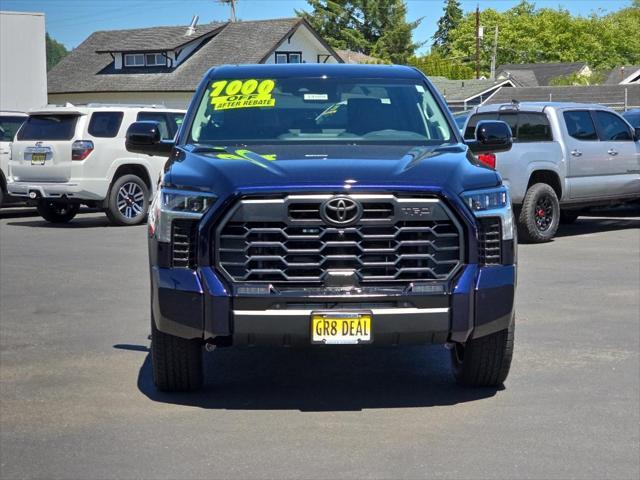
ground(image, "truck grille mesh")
xmin=217 ymin=196 xmax=463 ymax=284
xmin=477 ymin=217 xmax=502 ymax=265
xmin=171 ymin=219 xmax=198 ymax=268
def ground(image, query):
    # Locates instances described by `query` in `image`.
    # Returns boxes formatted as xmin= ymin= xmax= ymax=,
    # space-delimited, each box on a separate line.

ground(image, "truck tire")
xmin=451 ymin=315 xmax=514 ymax=387
xmin=560 ymin=210 xmax=579 ymax=224
xmin=105 ymin=174 xmax=149 ymax=226
xmin=517 ymin=183 xmax=560 ymax=243
xmin=37 ymin=200 xmax=79 ymax=223
xmin=151 ymin=316 xmax=203 ymax=392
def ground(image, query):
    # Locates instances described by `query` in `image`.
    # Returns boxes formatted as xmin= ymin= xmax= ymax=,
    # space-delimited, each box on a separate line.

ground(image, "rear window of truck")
xmin=464 ymin=111 xmax=552 ymax=142
xmin=17 ymin=115 xmax=78 ymax=141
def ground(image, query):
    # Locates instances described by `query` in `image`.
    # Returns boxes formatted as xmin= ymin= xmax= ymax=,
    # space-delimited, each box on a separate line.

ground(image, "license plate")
xmin=31 ymin=153 xmax=46 ymax=165
xmin=311 ymin=312 xmax=372 ymax=345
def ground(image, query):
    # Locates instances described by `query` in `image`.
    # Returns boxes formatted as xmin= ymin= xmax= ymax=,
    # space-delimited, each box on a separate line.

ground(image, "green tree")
xmin=298 ymin=0 xmax=422 ymax=64
xmin=432 ymin=0 xmax=463 ymax=56
xmin=46 ymin=33 xmax=68 ymax=71
xmin=409 ymin=52 xmax=474 ymax=79
xmin=444 ymin=0 xmax=640 ymax=76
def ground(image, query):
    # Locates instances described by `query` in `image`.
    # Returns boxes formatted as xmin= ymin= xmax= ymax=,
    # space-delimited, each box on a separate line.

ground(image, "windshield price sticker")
xmin=209 ymin=79 xmax=276 ymax=110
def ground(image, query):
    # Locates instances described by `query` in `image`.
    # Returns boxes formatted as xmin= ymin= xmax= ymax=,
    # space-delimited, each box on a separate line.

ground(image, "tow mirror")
xmin=467 ymin=120 xmax=512 ymax=154
xmin=126 ymin=121 xmax=174 ymax=156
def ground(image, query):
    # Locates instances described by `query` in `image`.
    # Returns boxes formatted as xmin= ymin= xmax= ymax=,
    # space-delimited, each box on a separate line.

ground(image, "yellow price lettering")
xmin=210 ymin=80 xmax=227 ymax=97
xmin=225 ymin=80 xmax=243 ymax=95
xmin=240 ymin=79 xmax=258 ymax=95
xmin=210 ymin=79 xmax=276 ymax=98
xmin=257 ymin=79 xmax=275 ymax=95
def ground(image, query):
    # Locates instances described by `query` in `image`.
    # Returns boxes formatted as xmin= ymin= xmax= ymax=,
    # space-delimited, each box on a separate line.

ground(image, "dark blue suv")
xmin=126 ymin=64 xmax=516 ymax=392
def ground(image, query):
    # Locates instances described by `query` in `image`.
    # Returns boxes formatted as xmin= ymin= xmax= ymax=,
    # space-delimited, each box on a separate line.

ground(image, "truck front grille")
xmin=216 ymin=195 xmax=464 ymax=284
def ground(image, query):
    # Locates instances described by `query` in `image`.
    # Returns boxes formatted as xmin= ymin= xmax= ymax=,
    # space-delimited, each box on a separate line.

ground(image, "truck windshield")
xmin=189 ymin=76 xmax=453 ymax=145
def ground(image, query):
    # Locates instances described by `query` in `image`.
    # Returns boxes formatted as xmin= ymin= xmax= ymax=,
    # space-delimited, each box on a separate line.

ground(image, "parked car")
xmin=464 ymin=102 xmax=640 ymax=242
xmin=7 ymin=104 xmax=185 ymax=225
xmin=126 ymin=63 xmax=517 ymax=392
xmin=0 ymin=111 xmax=27 ymax=206
xmin=623 ymin=108 xmax=640 ymax=128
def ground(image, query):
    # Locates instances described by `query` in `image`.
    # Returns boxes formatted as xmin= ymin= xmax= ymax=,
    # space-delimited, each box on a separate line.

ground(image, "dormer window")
xmin=124 ymin=53 xmax=166 ymax=68
xmin=275 ymin=51 xmax=302 ymax=64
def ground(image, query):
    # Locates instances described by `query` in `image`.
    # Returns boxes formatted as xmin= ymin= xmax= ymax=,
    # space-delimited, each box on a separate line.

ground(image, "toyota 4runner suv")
xmin=126 ymin=64 xmax=517 ymax=392
xmin=464 ymin=102 xmax=640 ymax=242
xmin=8 ymin=104 xmax=185 ymax=225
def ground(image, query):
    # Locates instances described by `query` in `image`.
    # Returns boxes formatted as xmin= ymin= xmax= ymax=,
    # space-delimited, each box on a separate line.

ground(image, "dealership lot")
xmin=0 ymin=208 xmax=638 ymax=479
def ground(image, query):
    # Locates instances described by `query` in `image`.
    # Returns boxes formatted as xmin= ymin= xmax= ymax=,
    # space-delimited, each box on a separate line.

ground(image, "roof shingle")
xmin=429 ymin=77 xmax=512 ymax=102
xmin=94 ymin=23 xmax=225 ymax=52
xmin=496 ymin=62 xmax=588 ymax=86
xmin=48 ymin=18 xmax=308 ymax=94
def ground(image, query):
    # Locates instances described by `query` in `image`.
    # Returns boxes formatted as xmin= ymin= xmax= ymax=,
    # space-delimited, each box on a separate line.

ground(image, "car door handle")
xmin=607 ymin=149 xmax=618 ymax=156
xmin=571 ymin=150 xmax=582 ymax=157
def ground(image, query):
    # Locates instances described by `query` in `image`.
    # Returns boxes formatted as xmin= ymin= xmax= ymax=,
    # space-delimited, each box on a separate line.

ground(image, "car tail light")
xmin=477 ymin=153 xmax=496 ymax=169
xmin=72 ymin=140 xmax=94 ymax=161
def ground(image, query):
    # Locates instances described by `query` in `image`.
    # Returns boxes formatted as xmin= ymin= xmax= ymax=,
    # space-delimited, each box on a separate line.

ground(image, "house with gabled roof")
xmin=496 ymin=62 xmax=591 ymax=87
xmin=604 ymin=66 xmax=640 ymax=85
xmin=429 ymin=76 xmax=515 ymax=112
xmin=47 ymin=17 xmax=343 ymax=108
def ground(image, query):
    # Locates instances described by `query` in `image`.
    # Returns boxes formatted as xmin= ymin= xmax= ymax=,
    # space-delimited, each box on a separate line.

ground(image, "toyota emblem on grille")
xmin=320 ymin=196 xmax=362 ymax=226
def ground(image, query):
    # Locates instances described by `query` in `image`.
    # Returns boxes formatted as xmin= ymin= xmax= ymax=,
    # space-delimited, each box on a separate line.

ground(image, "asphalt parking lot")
xmin=0 ymin=207 xmax=639 ymax=480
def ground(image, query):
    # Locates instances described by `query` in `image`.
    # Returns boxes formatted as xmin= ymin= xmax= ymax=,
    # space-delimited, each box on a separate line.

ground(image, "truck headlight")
xmin=148 ymin=187 xmax=216 ymax=242
xmin=461 ymin=186 xmax=514 ymax=240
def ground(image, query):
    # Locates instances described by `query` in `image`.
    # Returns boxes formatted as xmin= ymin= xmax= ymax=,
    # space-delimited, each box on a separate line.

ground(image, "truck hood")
xmin=167 ymin=143 xmax=500 ymax=196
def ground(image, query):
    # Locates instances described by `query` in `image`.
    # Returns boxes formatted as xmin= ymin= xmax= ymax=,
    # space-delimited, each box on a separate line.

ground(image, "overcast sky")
xmin=0 ymin=0 xmax=632 ymax=53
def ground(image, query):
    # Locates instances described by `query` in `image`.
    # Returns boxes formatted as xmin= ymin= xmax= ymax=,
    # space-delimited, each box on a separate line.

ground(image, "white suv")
xmin=8 ymin=104 xmax=185 ymax=225
xmin=0 ymin=111 xmax=28 ymax=206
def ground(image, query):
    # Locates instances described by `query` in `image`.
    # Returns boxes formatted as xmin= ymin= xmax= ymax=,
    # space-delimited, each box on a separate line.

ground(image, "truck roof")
xmin=475 ymin=101 xmax=615 ymax=114
xmin=206 ymin=63 xmax=423 ymax=80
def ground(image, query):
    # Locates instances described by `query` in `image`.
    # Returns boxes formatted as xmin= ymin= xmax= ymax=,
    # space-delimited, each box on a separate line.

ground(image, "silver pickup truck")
xmin=464 ymin=102 xmax=640 ymax=242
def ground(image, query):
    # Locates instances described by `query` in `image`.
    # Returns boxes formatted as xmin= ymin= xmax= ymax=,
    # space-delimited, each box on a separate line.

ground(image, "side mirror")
xmin=467 ymin=120 xmax=512 ymax=154
xmin=125 ymin=121 xmax=174 ymax=156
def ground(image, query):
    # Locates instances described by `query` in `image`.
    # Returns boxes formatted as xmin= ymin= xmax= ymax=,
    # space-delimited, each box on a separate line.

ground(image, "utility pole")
xmin=490 ymin=25 xmax=499 ymax=80
xmin=475 ymin=5 xmax=480 ymax=79
xmin=218 ymin=0 xmax=237 ymax=22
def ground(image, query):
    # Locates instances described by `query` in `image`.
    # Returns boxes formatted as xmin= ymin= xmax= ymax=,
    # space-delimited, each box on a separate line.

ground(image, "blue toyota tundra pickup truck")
xmin=126 ymin=64 xmax=516 ymax=392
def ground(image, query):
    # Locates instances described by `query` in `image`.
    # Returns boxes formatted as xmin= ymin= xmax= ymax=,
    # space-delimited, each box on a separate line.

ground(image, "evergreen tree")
xmin=298 ymin=0 xmax=422 ymax=64
xmin=432 ymin=0 xmax=463 ymax=56
xmin=46 ymin=33 xmax=68 ymax=71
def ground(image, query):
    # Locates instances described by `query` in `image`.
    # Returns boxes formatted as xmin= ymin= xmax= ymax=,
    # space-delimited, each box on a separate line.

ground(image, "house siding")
xmin=263 ymin=24 xmax=339 ymax=64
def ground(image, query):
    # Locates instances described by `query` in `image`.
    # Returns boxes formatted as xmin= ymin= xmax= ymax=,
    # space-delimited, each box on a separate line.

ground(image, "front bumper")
xmin=7 ymin=180 xmax=107 ymax=201
xmin=150 ymin=263 xmax=516 ymax=346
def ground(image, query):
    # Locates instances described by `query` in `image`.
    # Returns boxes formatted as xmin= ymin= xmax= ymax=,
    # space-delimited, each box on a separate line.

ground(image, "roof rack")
xmin=498 ymin=99 xmax=520 ymax=111
xmin=84 ymin=103 xmax=167 ymax=108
